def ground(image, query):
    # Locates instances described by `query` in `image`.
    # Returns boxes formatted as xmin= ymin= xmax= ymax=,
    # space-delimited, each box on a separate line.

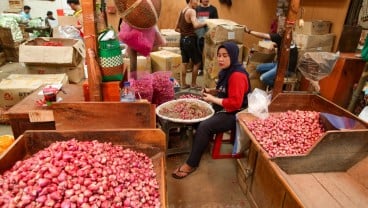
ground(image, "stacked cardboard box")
xmin=293 ymin=20 xmax=335 ymax=56
xmin=160 ymin=29 xmax=180 ymax=47
xmin=0 ymin=74 xmax=68 ymax=108
xmin=150 ymin=50 xmax=182 ymax=82
xmin=19 ymin=37 xmax=86 ymax=83
xmin=203 ymin=19 xmax=245 ymax=87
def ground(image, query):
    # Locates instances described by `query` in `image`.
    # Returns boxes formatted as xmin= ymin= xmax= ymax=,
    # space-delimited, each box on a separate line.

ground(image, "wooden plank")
xmin=287 ymin=174 xmax=341 ymax=208
xmin=249 ymin=152 xmax=286 ymax=208
xmin=312 ymin=172 xmax=368 ymax=207
xmin=28 ymin=110 xmax=54 ymax=122
xmin=272 ymin=131 xmax=368 ymax=173
xmin=347 ymin=156 xmax=368 ymax=189
xmin=52 ymin=102 xmax=156 ymax=130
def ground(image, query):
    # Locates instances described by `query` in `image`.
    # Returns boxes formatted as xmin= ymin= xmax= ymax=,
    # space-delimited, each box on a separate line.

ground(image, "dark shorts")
xmin=180 ymin=35 xmax=202 ymax=64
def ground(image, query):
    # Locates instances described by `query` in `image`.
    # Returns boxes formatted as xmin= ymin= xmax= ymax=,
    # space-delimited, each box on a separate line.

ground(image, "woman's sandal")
xmin=171 ymin=166 xmax=197 ymax=179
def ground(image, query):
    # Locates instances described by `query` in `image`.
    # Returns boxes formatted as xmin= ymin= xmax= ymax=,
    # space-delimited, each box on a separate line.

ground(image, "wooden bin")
xmin=237 ymin=93 xmax=368 ymax=208
xmin=0 ymin=129 xmax=168 ymax=207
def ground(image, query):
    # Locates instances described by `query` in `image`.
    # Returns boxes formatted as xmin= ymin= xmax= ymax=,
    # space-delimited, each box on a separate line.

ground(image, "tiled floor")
xmin=0 ymin=62 xmax=251 ymax=207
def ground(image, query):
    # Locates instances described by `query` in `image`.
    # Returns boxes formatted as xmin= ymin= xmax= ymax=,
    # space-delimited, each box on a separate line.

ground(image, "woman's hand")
xmin=202 ymin=92 xmax=215 ymax=103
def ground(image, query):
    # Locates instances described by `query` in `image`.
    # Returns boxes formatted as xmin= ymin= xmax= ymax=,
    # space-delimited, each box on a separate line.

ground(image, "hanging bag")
xmin=98 ymin=29 xmax=124 ymax=82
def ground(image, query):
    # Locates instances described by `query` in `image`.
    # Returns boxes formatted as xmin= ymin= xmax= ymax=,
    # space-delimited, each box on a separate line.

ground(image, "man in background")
xmin=20 ymin=5 xmax=32 ymax=20
xmin=67 ymin=0 xmax=83 ymax=37
xmin=176 ymin=0 xmax=207 ymax=88
xmin=196 ymin=0 xmax=218 ymax=75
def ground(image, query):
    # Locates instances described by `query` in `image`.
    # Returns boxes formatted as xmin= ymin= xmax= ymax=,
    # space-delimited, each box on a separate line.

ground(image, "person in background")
xmin=67 ymin=0 xmax=83 ymax=37
xmin=172 ymin=41 xmax=251 ymax=179
xmin=196 ymin=0 xmax=218 ymax=76
xmin=20 ymin=5 xmax=31 ymax=20
xmin=175 ymin=0 xmax=207 ymax=89
xmin=244 ymin=26 xmax=298 ymax=88
xmin=45 ymin=11 xmax=56 ymax=28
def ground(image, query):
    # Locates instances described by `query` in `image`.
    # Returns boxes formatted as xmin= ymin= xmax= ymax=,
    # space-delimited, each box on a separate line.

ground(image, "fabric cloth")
xmin=178 ymin=8 xmax=196 ymax=37
xmin=196 ymin=5 xmax=219 ymax=21
xmin=20 ymin=11 xmax=31 ymax=20
xmin=186 ymin=41 xmax=250 ymax=167
xmin=180 ymin=36 xmax=202 ymax=64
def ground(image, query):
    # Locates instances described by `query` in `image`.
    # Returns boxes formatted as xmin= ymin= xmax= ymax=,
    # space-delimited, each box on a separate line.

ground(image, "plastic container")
xmin=120 ymin=81 xmax=135 ymax=102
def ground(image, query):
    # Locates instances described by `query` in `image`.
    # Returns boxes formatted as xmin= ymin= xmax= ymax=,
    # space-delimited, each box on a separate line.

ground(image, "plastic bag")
xmin=297 ymin=52 xmax=339 ymax=92
xmin=232 ymin=112 xmax=251 ymax=155
xmin=129 ymin=72 xmax=154 ymax=102
xmin=118 ymin=22 xmax=155 ymax=57
xmin=152 ymin=71 xmax=175 ymax=105
xmin=247 ymin=88 xmax=272 ymax=119
xmin=57 ymin=25 xmax=81 ymax=39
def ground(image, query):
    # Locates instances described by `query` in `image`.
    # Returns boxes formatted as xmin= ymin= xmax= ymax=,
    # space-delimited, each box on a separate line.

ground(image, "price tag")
xmin=228 ymin=31 xmax=235 ymax=40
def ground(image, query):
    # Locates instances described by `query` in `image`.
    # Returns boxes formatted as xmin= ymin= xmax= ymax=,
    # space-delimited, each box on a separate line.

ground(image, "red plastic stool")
xmin=211 ymin=130 xmax=244 ymax=159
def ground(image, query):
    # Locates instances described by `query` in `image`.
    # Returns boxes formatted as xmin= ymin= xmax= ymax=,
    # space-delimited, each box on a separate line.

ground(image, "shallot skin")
xmin=0 ymin=139 xmax=161 ymax=208
xmin=246 ymin=110 xmax=325 ymax=157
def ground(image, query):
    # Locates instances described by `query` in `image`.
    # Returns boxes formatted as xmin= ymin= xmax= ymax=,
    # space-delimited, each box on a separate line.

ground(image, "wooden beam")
xmin=81 ymin=0 xmax=102 ymax=101
xmin=272 ymin=0 xmax=300 ymax=98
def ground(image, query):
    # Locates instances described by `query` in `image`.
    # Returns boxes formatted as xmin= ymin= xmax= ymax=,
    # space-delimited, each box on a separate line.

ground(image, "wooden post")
xmin=272 ymin=0 xmax=300 ymax=98
xmin=81 ymin=0 xmax=102 ymax=101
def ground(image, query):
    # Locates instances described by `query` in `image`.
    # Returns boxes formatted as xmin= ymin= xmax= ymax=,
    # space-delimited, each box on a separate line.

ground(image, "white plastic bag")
xmin=232 ymin=112 xmax=251 ymax=155
xmin=247 ymin=88 xmax=272 ymax=119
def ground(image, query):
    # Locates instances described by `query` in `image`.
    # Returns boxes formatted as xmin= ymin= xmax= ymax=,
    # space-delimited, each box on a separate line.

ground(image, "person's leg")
xmin=181 ymin=63 xmax=189 ymax=88
xmin=180 ymin=37 xmax=190 ymax=88
xmin=186 ymin=112 xmax=236 ymax=167
xmin=260 ymin=65 xmax=277 ymax=86
xmin=256 ymin=62 xmax=277 ymax=74
xmin=192 ymin=63 xmax=199 ymax=87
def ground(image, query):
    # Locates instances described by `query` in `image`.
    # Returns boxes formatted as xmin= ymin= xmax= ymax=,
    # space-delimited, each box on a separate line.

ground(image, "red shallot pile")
xmin=177 ymin=94 xmax=202 ymax=100
xmin=159 ymin=100 xmax=212 ymax=120
xmin=245 ymin=110 xmax=325 ymax=157
xmin=0 ymin=139 xmax=160 ymax=208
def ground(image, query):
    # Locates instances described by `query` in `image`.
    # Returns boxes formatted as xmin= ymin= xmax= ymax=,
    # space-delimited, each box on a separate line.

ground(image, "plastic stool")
xmin=211 ymin=131 xmax=244 ymax=159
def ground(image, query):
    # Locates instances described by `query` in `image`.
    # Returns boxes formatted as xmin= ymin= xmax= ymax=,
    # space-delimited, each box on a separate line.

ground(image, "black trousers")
xmin=186 ymin=112 xmax=236 ymax=167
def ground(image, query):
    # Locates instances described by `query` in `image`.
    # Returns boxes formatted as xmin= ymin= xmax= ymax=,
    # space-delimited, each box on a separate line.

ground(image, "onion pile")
xmin=245 ymin=110 xmax=325 ymax=157
xmin=159 ymin=100 xmax=212 ymax=120
xmin=177 ymin=94 xmax=202 ymax=100
xmin=0 ymin=139 xmax=160 ymax=208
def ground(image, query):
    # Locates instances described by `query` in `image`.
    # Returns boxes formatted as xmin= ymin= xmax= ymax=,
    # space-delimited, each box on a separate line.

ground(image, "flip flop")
xmin=171 ymin=166 xmax=197 ymax=179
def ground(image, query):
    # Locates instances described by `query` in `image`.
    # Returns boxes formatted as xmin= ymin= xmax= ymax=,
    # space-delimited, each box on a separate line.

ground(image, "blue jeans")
xmin=256 ymin=62 xmax=277 ymax=86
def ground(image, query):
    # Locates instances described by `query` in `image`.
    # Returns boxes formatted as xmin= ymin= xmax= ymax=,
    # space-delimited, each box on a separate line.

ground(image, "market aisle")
xmin=167 ymin=152 xmax=250 ymax=207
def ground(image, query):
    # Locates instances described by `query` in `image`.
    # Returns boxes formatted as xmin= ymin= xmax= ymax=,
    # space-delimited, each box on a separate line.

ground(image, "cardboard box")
xmin=160 ymin=29 xmax=180 ymax=47
xmin=205 ymin=19 xmax=245 ymax=44
xmin=203 ymin=42 xmax=243 ymax=79
xmin=293 ymin=33 xmax=335 ymax=50
xmin=159 ymin=47 xmax=181 ymax=55
xmin=294 ymin=21 xmax=332 ymax=35
xmin=57 ymin=16 xmax=78 ymax=26
xmin=150 ymin=50 xmax=182 ymax=81
xmin=9 ymin=0 xmax=24 ymax=9
xmin=25 ymin=61 xmax=85 ymax=84
xmin=123 ymin=56 xmax=152 ymax=79
xmin=0 ymin=74 xmax=68 ymax=108
xmin=19 ymin=37 xmax=85 ymax=67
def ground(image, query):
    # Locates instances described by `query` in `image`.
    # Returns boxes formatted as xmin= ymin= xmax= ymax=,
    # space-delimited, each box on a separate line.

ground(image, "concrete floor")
xmin=0 ymin=62 xmax=251 ymax=207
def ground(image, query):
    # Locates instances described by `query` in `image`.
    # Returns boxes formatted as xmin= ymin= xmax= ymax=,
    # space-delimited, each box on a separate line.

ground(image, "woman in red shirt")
xmin=172 ymin=41 xmax=251 ymax=179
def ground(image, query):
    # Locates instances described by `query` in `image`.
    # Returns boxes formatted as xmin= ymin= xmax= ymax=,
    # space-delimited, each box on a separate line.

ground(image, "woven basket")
xmin=98 ymin=29 xmax=124 ymax=82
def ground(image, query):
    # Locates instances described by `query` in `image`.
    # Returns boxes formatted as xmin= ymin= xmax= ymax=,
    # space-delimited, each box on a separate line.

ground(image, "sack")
xmin=98 ymin=29 xmax=124 ymax=82
xmin=119 ymin=22 xmax=156 ymax=57
xmin=362 ymin=35 xmax=368 ymax=61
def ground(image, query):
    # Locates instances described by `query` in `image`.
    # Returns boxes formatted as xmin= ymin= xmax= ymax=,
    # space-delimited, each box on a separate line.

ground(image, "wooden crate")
xmin=0 ymin=129 xmax=167 ymax=207
xmin=238 ymin=93 xmax=368 ymax=208
xmin=0 ymin=52 xmax=6 ymax=66
xmin=2 ymin=46 xmax=19 ymax=62
xmin=0 ymin=27 xmax=22 ymax=48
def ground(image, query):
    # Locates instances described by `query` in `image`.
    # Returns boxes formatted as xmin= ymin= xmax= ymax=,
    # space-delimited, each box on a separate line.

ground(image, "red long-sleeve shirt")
xmin=221 ymin=72 xmax=249 ymax=112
